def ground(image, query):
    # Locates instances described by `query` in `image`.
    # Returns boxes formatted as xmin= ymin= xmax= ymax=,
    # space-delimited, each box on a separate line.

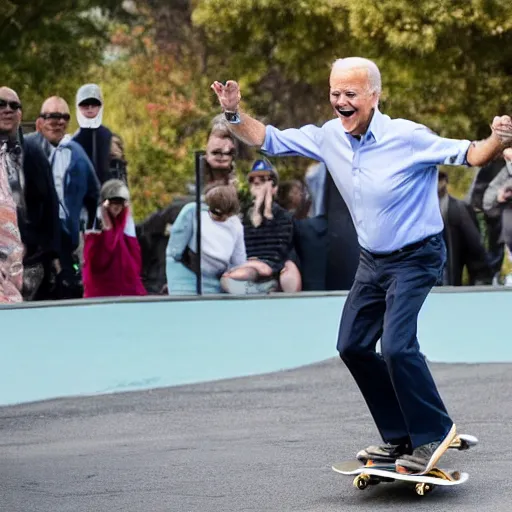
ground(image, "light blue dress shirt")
xmin=262 ymin=108 xmax=471 ymax=253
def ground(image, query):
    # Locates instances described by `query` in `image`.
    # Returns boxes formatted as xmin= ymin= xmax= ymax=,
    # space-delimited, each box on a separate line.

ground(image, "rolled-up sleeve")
xmin=411 ymin=126 xmax=471 ymax=167
xmin=261 ymin=124 xmax=325 ymax=161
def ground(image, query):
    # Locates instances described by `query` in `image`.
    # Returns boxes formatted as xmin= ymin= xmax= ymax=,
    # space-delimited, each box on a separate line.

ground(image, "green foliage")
xmin=96 ymin=20 xmax=220 ymax=221
xmin=193 ymin=0 xmax=512 ymax=141
xmin=3 ymin=0 xmax=512 ymax=213
xmin=190 ymin=0 xmax=512 ymax=198
xmin=0 ymin=0 xmax=131 ymax=118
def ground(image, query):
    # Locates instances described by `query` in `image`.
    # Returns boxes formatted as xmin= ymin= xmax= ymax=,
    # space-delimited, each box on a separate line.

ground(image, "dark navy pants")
xmin=337 ymin=233 xmax=453 ymax=449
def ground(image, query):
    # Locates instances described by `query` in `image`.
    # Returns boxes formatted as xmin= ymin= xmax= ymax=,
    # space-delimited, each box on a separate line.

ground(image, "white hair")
xmin=331 ymin=57 xmax=382 ymax=94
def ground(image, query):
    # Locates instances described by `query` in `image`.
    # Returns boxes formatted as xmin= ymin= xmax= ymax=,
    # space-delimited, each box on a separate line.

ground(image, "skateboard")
xmin=332 ymin=434 xmax=477 ymax=497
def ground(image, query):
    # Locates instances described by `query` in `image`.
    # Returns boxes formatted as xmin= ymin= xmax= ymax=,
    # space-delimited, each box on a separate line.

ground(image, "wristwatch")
xmin=224 ymin=110 xmax=241 ymax=124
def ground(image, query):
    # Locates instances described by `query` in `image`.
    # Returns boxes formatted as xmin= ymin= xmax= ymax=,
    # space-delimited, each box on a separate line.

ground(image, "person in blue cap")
xmin=221 ymin=158 xmax=302 ymax=294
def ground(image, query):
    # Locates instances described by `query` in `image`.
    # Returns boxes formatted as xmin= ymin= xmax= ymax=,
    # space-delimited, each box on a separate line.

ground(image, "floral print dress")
xmin=0 ymin=142 xmax=24 ymax=303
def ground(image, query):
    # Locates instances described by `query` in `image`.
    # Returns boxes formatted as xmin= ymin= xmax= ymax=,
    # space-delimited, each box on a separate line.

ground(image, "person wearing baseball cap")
xmin=73 ymin=83 xmax=114 ymax=185
xmin=247 ymin=158 xmax=279 ymax=223
xmin=248 ymin=158 xmax=279 ymax=183
xmin=220 ymin=158 xmax=302 ymax=294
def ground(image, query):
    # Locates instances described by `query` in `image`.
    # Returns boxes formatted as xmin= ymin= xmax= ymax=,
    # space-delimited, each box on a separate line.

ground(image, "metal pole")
xmin=194 ymin=150 xmax=203 ymax=295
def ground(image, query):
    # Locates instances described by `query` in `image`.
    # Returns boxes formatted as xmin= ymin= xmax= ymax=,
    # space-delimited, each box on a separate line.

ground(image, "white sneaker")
xmin=504 ymin=273 xmax=512 ymax=287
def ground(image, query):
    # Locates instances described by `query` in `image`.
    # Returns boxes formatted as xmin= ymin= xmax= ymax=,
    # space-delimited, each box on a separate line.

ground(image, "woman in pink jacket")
xmin=83 ymin=179 xmax=146 ymax=297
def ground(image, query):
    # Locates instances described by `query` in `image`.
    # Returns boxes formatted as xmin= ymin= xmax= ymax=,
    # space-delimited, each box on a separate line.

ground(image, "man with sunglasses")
xmin=0 ymin=87 xmax=24 ymax=301
xmin=0 ymin=87 xmax=61 ymax=301
xmin=26 ymin=96 xmax=100 ymax=299
xmin=202 ymin=121 xmax=238 ymax=186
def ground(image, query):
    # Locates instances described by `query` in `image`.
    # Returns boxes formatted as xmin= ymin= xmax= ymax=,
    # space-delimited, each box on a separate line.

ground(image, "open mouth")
xmin=336 ymin=108 xmax=356 ymax=118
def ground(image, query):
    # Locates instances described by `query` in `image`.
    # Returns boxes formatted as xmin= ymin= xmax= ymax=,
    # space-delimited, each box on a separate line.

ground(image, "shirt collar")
xmin=366 ymin=107 xmax=385 ymax=142
xmin=343 ymin=107 xmax=384 ymax=145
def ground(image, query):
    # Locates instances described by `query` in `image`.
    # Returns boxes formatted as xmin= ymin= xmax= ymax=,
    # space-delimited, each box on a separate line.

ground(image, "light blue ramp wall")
xmin=0 ymin=288 xmax=511 ymax=406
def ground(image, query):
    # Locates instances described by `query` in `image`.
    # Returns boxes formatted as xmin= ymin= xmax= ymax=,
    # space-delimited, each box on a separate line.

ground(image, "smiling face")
xmin=329 ymin=67 xmax=379 ymax=136
xmin=38 ymin=97 xmax=70 ymax=145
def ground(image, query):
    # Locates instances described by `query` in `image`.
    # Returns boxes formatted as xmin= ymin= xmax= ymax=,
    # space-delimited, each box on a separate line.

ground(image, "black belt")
xmin=368 ymin=234 xmax=438 ymax=259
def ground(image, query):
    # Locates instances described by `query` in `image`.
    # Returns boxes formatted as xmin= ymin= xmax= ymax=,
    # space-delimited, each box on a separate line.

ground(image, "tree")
xmin=192 ymin=0 xmax=512 ymax=141
xmin=96 ymin=17 xmax=222 ymax=220
xmin=0 ymin=0 xmax=132 ymax=118
xmin=190 ymin=0 xmax=512 ymax=196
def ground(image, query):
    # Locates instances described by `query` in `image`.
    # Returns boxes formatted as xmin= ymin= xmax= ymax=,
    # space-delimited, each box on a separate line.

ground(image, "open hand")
xmin=211 ymin=80 xmax=241 ymax=112
xmin=263 ymin=181 xmax=274 ymax=220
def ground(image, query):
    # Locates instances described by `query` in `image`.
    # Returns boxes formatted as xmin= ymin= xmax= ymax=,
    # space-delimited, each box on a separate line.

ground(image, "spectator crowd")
xmin=1 ymin=84 xmax=512 ymax=303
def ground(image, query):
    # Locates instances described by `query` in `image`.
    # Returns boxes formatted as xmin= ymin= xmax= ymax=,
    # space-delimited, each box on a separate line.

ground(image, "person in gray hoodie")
xmin=483 ymin=148 xmax=512 ymax=285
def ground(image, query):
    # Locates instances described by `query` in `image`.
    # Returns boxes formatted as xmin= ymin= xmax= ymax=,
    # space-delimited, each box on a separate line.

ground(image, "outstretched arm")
xmin=467 ymin=116 xmax=512 ymax=167
xmin=211 ymin=80 xmax=325 ymax=161
xmin=211 ymin=80 xmax=266 ymax=146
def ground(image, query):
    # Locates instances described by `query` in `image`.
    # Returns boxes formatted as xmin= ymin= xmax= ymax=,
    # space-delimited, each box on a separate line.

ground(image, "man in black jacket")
xmin=438 ymin=171 xmax=491 ymax=285
xmin=0 ymin=86 xmax=60 ymax=300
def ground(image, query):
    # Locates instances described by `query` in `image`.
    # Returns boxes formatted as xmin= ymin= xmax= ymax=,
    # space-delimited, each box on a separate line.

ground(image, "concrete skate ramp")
xmin=0 ymin=359 xmax=510 ymax=512
xmin=0 ymin=287 xmax=511 ymax=406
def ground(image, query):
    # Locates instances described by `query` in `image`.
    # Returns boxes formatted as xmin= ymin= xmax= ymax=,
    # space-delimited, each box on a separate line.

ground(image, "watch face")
xmin=225 ymin=111 xmax=240 ymax=124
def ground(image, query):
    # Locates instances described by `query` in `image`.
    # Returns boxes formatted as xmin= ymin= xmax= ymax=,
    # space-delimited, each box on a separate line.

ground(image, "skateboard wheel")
xmin=415 ymin=483 xmax=433 ymax=496
xmin=353 ymin=474 xmax=370 ymax=490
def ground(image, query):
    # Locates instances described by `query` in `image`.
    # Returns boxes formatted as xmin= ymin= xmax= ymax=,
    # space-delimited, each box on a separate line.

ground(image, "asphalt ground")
xmin=1 ymin=359 xmax=511 ymax=512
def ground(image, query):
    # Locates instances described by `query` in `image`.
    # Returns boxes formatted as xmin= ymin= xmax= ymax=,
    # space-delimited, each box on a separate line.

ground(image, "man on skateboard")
xmin=211 ymin=57 xmax=512 ymax=474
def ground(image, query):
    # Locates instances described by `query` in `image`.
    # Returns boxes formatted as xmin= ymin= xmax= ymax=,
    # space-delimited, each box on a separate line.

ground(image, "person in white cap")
xmin=73 ymin=84 xmax=114 ymax=185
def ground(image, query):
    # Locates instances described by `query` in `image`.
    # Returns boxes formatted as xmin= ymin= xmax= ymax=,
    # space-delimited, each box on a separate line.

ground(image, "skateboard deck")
xmin=332 ymin=434 xmax=476 ymax=496
xmin=332 ymin=460 xmax=468 ymax=496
